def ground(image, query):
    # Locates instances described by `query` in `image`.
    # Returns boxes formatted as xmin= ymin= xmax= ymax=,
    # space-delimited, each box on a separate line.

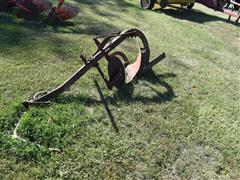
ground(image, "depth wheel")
xmin=108 ymin=56 xmax=126 ymax=89
xmin=140 ymin=0 xmax=156 ymax=10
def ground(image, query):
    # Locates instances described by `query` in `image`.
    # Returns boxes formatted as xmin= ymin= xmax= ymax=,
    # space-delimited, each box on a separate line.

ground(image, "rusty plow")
xmin=23 ymin=28 xmax=166 ymax=107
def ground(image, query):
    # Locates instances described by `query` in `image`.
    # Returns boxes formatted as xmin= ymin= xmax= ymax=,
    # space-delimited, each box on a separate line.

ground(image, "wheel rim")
xmin=141 ymin=0 xmax=150 ymax=8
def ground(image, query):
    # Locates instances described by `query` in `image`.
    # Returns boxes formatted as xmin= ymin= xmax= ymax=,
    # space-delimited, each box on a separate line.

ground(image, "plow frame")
xmin=23 ymin=29 xmax=166 ymax=107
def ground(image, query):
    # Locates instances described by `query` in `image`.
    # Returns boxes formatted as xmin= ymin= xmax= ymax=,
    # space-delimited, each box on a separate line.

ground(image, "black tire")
xmin=180 ymin=3 xmax=194 ymax=10
xmin=140 ymin=0 xmax=156 ymax=10
xmin=234 ymin=4 xmax=239 ymax=10
xmin=187 ymin=3 xmax=194 ymax=10
xmin=160 ymin=0 xmax=167 ymax=8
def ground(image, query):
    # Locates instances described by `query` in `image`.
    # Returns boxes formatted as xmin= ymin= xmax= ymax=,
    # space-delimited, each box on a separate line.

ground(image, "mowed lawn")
xmin=0 ymin=0 xmax=239 ymax=178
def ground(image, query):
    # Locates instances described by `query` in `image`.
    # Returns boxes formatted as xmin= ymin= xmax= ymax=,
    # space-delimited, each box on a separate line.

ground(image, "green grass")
xmin=0 ymin=0 xmax=240 ymax=178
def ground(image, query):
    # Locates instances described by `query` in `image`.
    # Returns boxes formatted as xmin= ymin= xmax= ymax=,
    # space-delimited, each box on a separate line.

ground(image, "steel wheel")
xmin=108 ymin=56 xmax=126 ymax=89
xmin=140 ymin=0 xmax=156 ymax=10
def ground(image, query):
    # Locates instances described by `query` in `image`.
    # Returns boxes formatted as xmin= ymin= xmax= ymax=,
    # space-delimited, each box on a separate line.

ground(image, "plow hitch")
xmin=23 ymin=29 xmax=166 ymax=107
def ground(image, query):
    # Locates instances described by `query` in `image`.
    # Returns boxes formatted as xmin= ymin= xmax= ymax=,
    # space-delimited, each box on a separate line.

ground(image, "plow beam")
xmin=23 ymin=29 xmax=166 ymax=107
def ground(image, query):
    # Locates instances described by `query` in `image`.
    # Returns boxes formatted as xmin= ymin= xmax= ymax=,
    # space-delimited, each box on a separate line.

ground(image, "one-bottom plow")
xmin=23 ymin=29 xmax=166 ymax=107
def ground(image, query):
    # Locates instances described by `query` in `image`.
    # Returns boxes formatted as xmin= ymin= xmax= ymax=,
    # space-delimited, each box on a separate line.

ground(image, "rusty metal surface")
xmin=1 ymin=0 xmax=77 ymax=22
xmin=125 ymin=52 xmax=142 ymax=83
xmin=23 ymin=29 xmax=166 ymax=107
xmin=47 ymin=0 xmax=79 ymax=22
xmin=108 ymin=56 xmax=125 ymax=89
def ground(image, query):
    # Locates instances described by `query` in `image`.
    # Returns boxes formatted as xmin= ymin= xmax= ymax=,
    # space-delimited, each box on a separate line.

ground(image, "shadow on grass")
xmin=55 ymin=70 xmax=176 ymax=106
xmin=94 ymin=80 xmax=119 ymax=133
xmin=73 ymin=0 xmax=137 ymax=12
xmin=0 ymin=14 xmax=119 ymax=63
xmin=0 ymin=0 xmax=129 ymax=47
xmin=154 ymin=5 xmax=234 ymax=24
xmin=0 ymin=13 xmax=118 ymax=38
xmin=52 ymin=70 xmax=176 ymax=131
xmin=0 ymin=0 xmax=138 ymax=36
xmin=99 ymin=70 xmax=175 ymax=131
xmin=109 ymin=70 xmax=176 ymax=105
xmin=55 ymin=71 xmax=176 ymax=106
xmin=0 ymin=0 xmax=144 ymax=61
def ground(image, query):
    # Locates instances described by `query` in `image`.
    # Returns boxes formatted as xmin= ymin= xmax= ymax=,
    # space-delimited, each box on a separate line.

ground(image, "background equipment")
xmin=140 ymin=0 xmax=195 ymax=10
